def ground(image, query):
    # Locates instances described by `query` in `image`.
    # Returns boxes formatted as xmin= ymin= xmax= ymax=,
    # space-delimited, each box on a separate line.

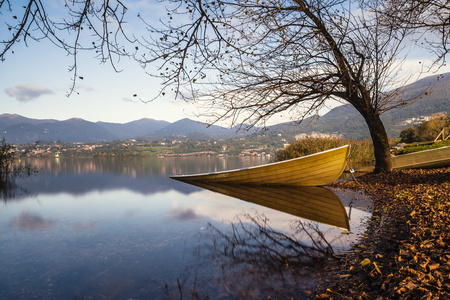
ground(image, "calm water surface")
xmin=0 ymin=157 xmax=371 ymax=299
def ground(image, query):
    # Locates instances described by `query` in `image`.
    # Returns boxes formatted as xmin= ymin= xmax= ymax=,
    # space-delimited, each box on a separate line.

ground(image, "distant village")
xmin=13 ymin=132 xmax=300 ymax=158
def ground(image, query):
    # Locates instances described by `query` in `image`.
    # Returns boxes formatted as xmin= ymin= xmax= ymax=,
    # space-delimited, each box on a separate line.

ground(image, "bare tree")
xmin=2 ymin=0 xmax=425 ymax=172
xmin=138 ymin=0 xmax=419 ymax=172
xmin=366 ymin=0 xmax=450 ymax=67
xmin=0 ymin=0 xmax=136 ymax=95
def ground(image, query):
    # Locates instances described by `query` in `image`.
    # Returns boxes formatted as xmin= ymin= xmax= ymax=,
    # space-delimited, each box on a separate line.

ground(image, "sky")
xmin=1 ymin=1 xmax=198 ymax=125
xmin=1 ymin=1 xmax=449 ymax=126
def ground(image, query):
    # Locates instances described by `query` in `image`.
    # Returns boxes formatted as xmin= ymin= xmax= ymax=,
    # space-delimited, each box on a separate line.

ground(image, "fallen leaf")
xmin=429 ymin=263 xmax=440 ymax=271
xmin=373 ymin=261 xmax=382 ymax=275
xmin=360 ymin=258 xmax=371 ymax=267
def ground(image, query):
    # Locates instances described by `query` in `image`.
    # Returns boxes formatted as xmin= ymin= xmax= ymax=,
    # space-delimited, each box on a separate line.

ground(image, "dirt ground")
xmin=314 ymin=167 xmax=450 ymax=299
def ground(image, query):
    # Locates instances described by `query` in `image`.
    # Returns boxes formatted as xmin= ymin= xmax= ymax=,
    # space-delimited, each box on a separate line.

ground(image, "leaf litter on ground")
xmin=314 ymin=167 xmax=450 ymax=299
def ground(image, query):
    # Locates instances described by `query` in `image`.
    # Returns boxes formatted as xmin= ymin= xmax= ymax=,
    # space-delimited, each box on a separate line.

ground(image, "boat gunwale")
xmin=171 ymin=145 xmax=350 ymax=178
xmin=392 ymin=146 xmax=450 ymax=169
xmin=392 ymin=145 xmax=450 ymax=158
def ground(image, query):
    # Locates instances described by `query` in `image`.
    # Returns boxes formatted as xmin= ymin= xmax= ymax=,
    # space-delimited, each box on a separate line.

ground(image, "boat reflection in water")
xmin=173 ymin=180 xmax=350 ymax=230
xmin=167 ymin=180 xmax=357 ymax=299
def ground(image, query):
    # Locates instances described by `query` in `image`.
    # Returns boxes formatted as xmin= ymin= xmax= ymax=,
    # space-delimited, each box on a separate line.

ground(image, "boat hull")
xmin=179 ymin=181 xmax=350 ymax=229
xmin=171 ymin=145 xmax=350 ymax=186
xmin=392 ymin=146 xmax=450 ymax=169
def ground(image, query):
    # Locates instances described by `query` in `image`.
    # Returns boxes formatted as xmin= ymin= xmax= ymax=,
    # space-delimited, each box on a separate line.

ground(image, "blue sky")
xmin=1 ymin=38 xmax=192 ymax=124
xmin=1 ymin=1 xmax=449 ymax=125
xmin=1 ymin=1 xmax=197 ymax=124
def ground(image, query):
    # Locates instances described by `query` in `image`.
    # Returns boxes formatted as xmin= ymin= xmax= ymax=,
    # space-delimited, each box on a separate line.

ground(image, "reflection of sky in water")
xmin=0 ymin=157 xmax=371 ymax=299
xmin=10 ymin=211 xmax=56 ymax=231
xmin=1 ymin=188 xmax=209 ymax=298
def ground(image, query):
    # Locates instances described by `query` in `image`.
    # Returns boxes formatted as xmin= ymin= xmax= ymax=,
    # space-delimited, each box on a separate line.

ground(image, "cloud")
xmin=5 ymin=84 xmax=54 ymax=102
xmin=72 ymin=221 xmax=96 ymax=232
xmin=10 ymin=211 xmax=55 ymax=231
xmin=122 ymin=97 xmax=137 ymax=103
xmin=75 ymin=85 xmax=95 ymax=92
xmin=171 ymin=208 xmax=200 ymax=221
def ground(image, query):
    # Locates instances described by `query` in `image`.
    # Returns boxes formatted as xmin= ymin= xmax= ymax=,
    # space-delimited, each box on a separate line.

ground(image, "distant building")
xmin=295 ymin=132 xmax=343 ymax=140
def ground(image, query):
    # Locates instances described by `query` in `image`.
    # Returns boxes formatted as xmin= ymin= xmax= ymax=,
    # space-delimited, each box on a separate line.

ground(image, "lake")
xmin=0 ymin=157 xmax=371 ymax=299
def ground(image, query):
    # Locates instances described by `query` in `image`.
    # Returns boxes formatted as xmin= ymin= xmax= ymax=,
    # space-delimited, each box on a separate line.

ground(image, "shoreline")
xmin=314 ymin=167 xmax=450 ymax=299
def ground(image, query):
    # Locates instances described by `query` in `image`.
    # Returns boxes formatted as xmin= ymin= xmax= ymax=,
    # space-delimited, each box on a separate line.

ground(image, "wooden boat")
xmin=171 ymin=145 xmax=350 ymax=186
xmin=392 ymin=146 xmax=450 ymax=169
xmin=176 ymin=181 xmax=350 ymax=229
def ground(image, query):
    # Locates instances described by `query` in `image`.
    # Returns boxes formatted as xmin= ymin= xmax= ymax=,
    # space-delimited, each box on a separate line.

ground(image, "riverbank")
xmin=315 ymin=167 xmax=450 ymax=299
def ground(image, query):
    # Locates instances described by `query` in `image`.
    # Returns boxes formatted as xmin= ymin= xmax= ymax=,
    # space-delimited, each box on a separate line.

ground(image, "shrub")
xmin=275 ymin=137 xmax=374 ymax=169
xmin=400 ymin=113 xmax=450 ymax=143
xmin=392 ymin=140 xmax=450 ymax=155
xmin=0 ymin=138 xmax=36 ymax=199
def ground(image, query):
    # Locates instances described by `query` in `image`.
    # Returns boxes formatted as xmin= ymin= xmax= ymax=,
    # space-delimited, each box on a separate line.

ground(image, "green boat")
xmin=392 ymin=146 xmax=450 ymax=169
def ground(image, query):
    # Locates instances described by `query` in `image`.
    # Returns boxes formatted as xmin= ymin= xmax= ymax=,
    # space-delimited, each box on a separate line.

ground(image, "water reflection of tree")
xmin=0 ymin=139 xmax=35 ymax=202
xmin=0 ymin=179 xmax=32 ymax=202
xmin=0 ymin=168 xmax=34 ymax=202
xmin=208 ymin=212 xmax=335 ymax=267
xmin=163 ymin=212 xmax=340 ymax=299
xmin=0 ymin=177 xmax=15 ymax=200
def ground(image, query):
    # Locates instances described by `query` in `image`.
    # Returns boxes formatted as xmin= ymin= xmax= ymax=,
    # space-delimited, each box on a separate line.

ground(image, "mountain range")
xmin=0 ymin=114 xmax=252 ymax=144
xmin=1 ymin=73 xmax=449 ymax=144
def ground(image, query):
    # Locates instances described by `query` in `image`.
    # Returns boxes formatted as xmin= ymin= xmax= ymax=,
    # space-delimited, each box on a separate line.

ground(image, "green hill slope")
xmin=268 ymin=73 xmax=450 ymax=140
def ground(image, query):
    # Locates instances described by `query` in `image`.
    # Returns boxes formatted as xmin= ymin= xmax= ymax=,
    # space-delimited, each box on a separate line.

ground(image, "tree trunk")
xmin=363 ymin=112 xmax=393 ymax=173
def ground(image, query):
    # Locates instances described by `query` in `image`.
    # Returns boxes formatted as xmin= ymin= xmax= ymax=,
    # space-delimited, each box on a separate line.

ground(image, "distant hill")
xmin=0 ymin=115 xmax=252 ymax=144
xmin=152 ymin=118 xmax=246 ymax=139
xmin=0 ymin=114 xmax=57 ymax=129
xmin=267 ymin=73 xmax=450 ymax=140
xmin=98 ymin=118 xmax=170 ymax=139
xmin=1 ymin=118 xmax=119 ymax=144
xmin=1 ymin=72 xmax=449 ymax=144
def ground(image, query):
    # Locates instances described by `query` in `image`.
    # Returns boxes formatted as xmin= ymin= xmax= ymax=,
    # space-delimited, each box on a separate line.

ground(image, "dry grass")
xmin=275 ymin=137 xmax=374 ymax=169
